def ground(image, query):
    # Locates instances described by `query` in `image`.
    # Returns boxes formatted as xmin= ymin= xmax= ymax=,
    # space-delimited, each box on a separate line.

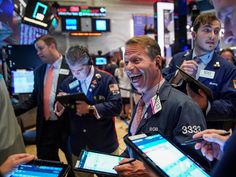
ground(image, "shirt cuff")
xmin=94 ymin=106 xmax=101 ymax=119
xmin=205 ymin=101 xmax=211 ymax=115
xmin=171 ymin=70 xmax=184 ymax=86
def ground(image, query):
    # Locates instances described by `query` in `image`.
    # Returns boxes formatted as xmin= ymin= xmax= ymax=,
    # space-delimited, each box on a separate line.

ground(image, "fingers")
xmin=193 ymin=129 xmax=229 ymax=138
xmin=54 ymin=101 xmax=65 ymax=116
xmin=14 ymin=154 xmax=36 ymax=165
xmin=203 ymin=133 xmax=229 ymax=147
xmin=180 ymin=60 xmax=198 ymax=76
xmin=75 ymin=101 xmax=89 ymax=116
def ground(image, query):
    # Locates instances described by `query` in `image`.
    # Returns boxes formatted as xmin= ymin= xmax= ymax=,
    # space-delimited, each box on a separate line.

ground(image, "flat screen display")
xmin=81 ymin=17 xmax=92 ymax=32
xmin=75 ymin=150 xmax=123 ymax=176
xmin=6 ymin=44 xmax=43 ymax=70
xmin=95 ymin=57 xmax=107 ymax=65
xmin=6 ymin=159 xmax=69 ymax=177
xmin=92 ymin=19 xmax=110 ymax=32
xmin=126 ymin=133 xmax=210 ymax=177
xmin=11 ymin=70 xmax=34 ymax=94
xmin=61 ymin=17 xmax=80 ymax=31
xmin=23 ymin=0 xmax=52 ymax=29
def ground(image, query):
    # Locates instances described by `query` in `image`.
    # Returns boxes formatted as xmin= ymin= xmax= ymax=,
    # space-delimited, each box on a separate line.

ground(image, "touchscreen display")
xmin=130 ymin=134 xmax=210 ymax=177
xmin=11 ymin=70 xmax=34 ymax=94
xmin=6 ymin=164 xmax=63 ymax=177
xmin=75 ymin=150 xmax=123 ymax=175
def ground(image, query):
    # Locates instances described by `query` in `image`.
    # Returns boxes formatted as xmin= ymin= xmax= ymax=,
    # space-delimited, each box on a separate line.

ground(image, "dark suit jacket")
xmin=14 ymin=57 xmax=71 ymax=145
xmin=60 ymin=68 xmax=122 ymax=156
xmin=162 ymin=50 xmax=236 ymax=122
xmin=211 ymin=131 xmax=236 ymax=177
xmin=124 ymin=81 xmax=209 ymax=169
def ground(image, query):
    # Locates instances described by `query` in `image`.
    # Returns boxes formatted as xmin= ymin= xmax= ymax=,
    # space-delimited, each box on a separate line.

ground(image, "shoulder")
xmin=35 ymin=63 xmax=46 ymax=72
xmin=34 ymin=63 xmax=46 ymax=77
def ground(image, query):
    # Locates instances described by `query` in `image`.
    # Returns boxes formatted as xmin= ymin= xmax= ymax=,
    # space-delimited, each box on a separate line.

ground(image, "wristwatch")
xmin=88 ymin=105 xmax=95 ymax=114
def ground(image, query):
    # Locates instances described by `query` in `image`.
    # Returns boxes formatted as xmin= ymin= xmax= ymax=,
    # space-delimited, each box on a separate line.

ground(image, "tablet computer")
xmin=56 ymin=92 xmax=90 ymax=109
xmin=176 ymin=66 xmax=213 ymax=100
xmin=75 ymin=150 xmax=123 ymax=176
xmin=6 ymin=159 xmax=70 ymax=177
xmin=124 ymin=133 xmax=210 ymax=177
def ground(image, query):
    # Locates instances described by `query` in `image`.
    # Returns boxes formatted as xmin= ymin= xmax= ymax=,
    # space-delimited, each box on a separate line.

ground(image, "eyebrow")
xmin=202 ymin=24 xmax=220 ymax=29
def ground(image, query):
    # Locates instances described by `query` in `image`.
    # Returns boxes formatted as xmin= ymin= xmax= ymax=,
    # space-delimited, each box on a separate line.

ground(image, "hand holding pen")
xmin=117 ymin=158 xmax=136 ymax=166
xmin=181 ymin=130 xmax=231 ymax=146
xmin=192 ymin=129 xmax=232 ymax=161
xmin=114 ymin=158 xmax=159 ymax=177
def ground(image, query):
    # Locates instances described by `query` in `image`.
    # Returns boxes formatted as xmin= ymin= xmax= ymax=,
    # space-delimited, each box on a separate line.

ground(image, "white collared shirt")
xmin=192 ymin=50 xmax=214 ymax=79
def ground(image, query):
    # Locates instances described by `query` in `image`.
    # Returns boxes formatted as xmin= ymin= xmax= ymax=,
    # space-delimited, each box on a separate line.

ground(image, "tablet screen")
xmin=6 ymin=160 xmax=69 ymax=177
xmin=128 ymin=133 xmax=210 ymax=177
xmin=75 ymin=150 xmax=123 ymax=176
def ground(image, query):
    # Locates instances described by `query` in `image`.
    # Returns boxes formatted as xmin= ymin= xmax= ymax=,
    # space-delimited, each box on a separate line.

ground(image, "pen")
xmin=118 ymin=159 xmax=136 ymax=166
xmin=181 ymin=131 xmax=231 ymax=146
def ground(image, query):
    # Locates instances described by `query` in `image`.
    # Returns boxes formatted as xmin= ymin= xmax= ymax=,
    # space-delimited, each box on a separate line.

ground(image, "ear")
xmin=154 ymin=55 xmax=162 ymax=68
xmin=192 ymin=31 xmax=196 ymax=39
xmin=49 ymin=43 xmax=56 ymax=50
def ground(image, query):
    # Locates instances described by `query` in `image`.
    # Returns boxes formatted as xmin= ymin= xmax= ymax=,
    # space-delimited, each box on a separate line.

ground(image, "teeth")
xmin=130 ymin=74 xmax=142 ymax=78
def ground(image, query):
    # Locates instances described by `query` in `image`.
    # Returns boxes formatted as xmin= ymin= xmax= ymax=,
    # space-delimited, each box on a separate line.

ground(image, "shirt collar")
xmin=192 ymin=50 xmax=214 ymax=65
xmin=48 ymin=55 xmax=63 ymax=69
xmin=85 ymin=65 xmax=95 ymax=82
xmin=142 ymin=78 xmax=165 ymax=107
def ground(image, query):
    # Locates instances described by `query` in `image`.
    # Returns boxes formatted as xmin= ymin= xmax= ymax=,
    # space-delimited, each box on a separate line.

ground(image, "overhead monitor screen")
xmin=23 ymin=0 xmax=52 ymax=29
xmin=6 ymin=44 xmax=43 ymax=70
xmin=92 ymin=19 xmax=110 ymax=32
xmin=95 ymin=57 xmax=107 ymax=65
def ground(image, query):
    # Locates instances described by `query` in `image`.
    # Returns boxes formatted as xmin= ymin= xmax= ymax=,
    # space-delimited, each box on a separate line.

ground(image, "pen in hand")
xmin=117 ymin=159 xmax=136 ymax=166
xmin=181 ymin=131 xmax=231 ymax=146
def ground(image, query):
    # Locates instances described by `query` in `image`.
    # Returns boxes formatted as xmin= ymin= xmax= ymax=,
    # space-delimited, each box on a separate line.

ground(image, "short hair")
xmin=220 ymin=48 xmax=234 ymax=58
xmin=192 ymin=12 xmax=220 ymax=32
xmin=34 ymin=35 xmax=58 ymax=49
xmin=125 ymin=35 xmax=161 ymax=60
xmin=65 ymin=45 xmax=92 ymax=66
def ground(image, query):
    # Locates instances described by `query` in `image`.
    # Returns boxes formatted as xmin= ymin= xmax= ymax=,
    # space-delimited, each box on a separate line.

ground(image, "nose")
xmin=125 ymin=61 xmax=134 ymax=71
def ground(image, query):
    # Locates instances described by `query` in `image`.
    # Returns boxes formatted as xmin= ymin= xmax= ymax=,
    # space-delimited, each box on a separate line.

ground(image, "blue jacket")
xmin=162 ymin=50 xmax=236 ymax=122
xmin=60 ymin=68 xmax=122 ymax=156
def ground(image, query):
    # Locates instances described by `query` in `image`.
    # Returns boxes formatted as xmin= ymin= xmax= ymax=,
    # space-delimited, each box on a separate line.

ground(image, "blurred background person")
xmin=219 ymin=48 xmax=236 ymax=65
xmin=192 ymin=0 xmax=236 ymax=176
xmin=105 ymin=55 xmax=118 ymax=76
xmin=0 ymin=72 xmax=25 ymax=165
xmin=55 ymin=45 xmax=122 ymax=177
xmin=115 ymin=60 xmax=132 ymax=120
xmin=13 ymin=35 xmax=72 ymax=170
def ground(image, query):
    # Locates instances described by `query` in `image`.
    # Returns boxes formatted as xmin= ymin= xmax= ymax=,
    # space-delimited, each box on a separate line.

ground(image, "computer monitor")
xmin=95 ymin=57 xmax=107 ymax=65
xmin=11 ymin=70 xmax=34 ymax=94
xmin=6 ymin=44 xmax=43 ymax=70
xmin=92 ymin=18 xmax=110 ymax=32
xmin=61 ymin=17 xmax=80 ymax=31
xmin=22 ymin=0 xmax=52 ymax=29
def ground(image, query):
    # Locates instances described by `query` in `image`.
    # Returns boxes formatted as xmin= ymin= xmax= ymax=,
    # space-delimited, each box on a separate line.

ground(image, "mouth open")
xmin=129 ymin=73 xmax=142 ymax=83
